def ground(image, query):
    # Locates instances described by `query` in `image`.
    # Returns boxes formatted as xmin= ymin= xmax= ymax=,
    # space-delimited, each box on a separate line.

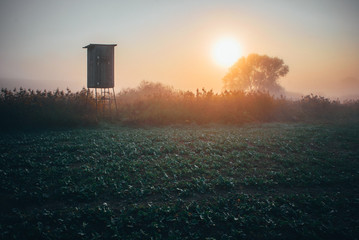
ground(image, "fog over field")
xmin=0 ymin=0 xmax=358 ymax=100
xmin=1 ymin=2 xmax=359 ymax=239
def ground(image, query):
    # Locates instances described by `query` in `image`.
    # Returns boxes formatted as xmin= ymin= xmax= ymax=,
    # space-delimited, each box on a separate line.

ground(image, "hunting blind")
xmin=83 ymin=43 xmax=117 ymax=114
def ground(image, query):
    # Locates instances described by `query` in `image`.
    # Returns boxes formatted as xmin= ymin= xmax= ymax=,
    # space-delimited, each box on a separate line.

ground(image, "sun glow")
xmin=212 ymin=37 xmax=242 ymax=68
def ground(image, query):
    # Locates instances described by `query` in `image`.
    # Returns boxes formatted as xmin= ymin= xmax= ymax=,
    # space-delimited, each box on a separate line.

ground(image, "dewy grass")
xmin=0 ymin=122 xmax=358 ymax=239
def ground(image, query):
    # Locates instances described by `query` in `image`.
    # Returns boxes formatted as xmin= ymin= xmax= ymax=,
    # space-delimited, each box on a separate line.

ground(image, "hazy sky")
xmin=0 ymin=0 xmax=358 ymax=98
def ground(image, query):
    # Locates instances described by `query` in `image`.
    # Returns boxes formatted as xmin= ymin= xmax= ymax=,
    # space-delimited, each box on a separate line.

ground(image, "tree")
xmin=223 ymin=54 xmax=289 ymax=94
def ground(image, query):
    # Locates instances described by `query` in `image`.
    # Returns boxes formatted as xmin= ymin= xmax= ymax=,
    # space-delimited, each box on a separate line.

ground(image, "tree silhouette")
xmin=223 ymin=54 xmax=289 ymax=94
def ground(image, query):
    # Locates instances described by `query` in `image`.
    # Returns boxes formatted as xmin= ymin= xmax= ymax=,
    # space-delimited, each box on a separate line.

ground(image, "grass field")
xmin=1 ymin=122 xmax=358 ymax=239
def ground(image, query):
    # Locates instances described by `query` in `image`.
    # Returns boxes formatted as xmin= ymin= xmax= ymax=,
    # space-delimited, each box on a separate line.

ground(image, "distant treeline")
xmin=1 ymin=81 xmax=358 ymax=129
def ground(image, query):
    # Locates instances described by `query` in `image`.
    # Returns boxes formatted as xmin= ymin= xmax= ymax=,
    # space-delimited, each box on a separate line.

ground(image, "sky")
xmin=0 ymin=0 xmax=358 ymax=99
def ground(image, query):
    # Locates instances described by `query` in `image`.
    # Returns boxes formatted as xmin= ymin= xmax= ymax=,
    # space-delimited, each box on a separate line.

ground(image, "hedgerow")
xmin=1 ymin=81 xmax=358 ymax=129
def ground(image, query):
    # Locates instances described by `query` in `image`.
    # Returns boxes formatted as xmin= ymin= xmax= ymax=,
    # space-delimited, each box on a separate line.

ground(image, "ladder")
xmin=93 ymin=88 xmax=118 ymax=117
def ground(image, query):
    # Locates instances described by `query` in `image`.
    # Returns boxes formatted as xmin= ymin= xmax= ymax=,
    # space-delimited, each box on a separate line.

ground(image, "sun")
xmin=212 ymin=37 xmax=242 ymax=68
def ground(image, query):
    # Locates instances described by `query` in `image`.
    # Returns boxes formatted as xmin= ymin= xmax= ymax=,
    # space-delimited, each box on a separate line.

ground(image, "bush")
xmin=0 ymin=88 xmax=98 ymax=130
